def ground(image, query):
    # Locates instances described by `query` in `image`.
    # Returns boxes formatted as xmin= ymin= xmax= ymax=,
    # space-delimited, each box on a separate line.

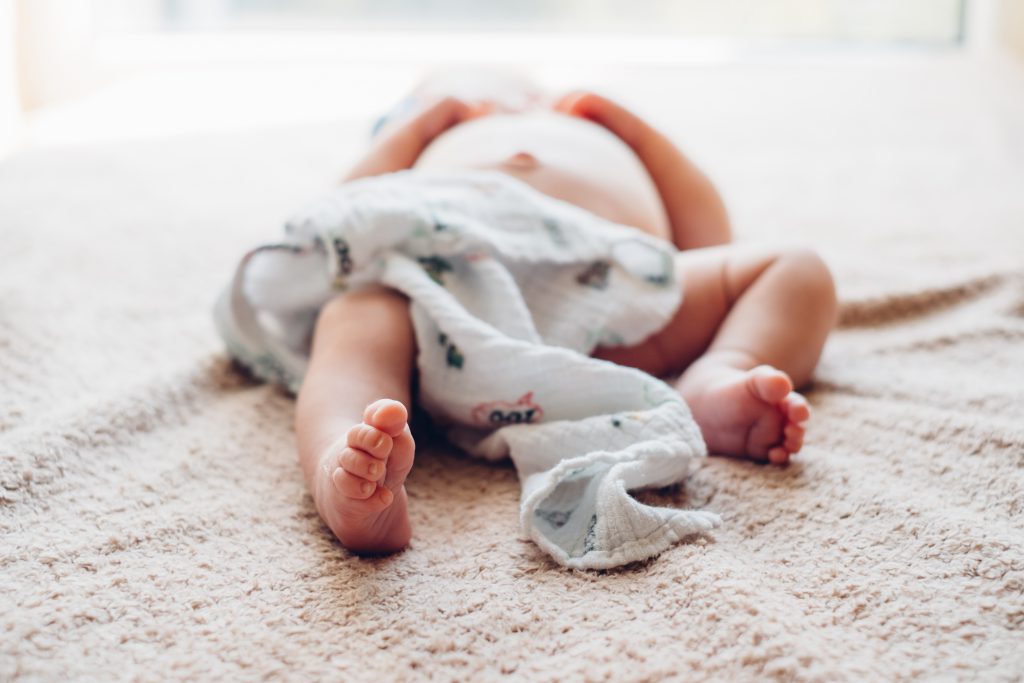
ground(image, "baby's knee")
xmin=777 ymin=247 xmax=838 ymax=316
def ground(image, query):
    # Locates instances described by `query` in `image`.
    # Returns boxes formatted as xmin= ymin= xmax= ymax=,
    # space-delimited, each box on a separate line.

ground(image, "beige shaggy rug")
xmin=3 ymin=57 xmax=1023 ymax=681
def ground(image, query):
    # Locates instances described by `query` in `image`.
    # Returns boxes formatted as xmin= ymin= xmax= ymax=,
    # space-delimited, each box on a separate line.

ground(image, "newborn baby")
xmin=293 ymin=75 xmax=837 ymax=554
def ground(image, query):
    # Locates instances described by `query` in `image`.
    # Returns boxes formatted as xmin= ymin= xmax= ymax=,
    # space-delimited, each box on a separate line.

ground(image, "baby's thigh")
xmin=592 ymin=245 xmax=780 ymax=377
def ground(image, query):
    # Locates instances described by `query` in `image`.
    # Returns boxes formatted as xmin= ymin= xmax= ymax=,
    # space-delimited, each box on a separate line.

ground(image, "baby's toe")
xmin=784 ymin=423 xmax=805 ymax=453
xmin=332 ymin=468 xmax=394 ymax=506
xmin=383 ymin=426 xmax=416 ymax=490
xmin=339 ymin=447 xmax=386 ymax=482
xmin=768 ymin=447 xmax=790 ymax=465
xmin=347 ymin=423 xmax=393 ymax=459
xmin=782 ymin=392 xmax=811 ymax=423
xmin=746 ymin=409 xmax=786 ymax=460
xmin=748 ymin=366 xmax=793 ymax=405
xmin=332 ymin=468 xmax=377 ymax=500
xmin=363 ymin=399 xmax=409 ymax=437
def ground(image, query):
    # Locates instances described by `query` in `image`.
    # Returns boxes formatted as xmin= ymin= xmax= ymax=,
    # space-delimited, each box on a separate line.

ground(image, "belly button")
xmin=503 ymin=151 xmax=540 ymax=169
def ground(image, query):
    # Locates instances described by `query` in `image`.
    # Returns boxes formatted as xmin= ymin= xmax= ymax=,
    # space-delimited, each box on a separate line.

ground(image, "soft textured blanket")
xmin=2 ymin=59 xmax=1023 ymax=680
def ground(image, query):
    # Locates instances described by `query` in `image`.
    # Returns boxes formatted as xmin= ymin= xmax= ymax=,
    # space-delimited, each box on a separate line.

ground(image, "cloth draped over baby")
xmin=213 ymin=169 xmax=720 ymax=570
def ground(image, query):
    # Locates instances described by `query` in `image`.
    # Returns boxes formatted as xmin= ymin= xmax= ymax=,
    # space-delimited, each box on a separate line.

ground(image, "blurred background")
xmin=1 ymin=0 xmax=1022 ymax=158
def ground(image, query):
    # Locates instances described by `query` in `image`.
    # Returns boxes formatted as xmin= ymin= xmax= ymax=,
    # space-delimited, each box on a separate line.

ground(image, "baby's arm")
xmin=343 ymin=97 xmax=481 ymax=182
xmin=555 ymin=92 xmax=731 ymax=251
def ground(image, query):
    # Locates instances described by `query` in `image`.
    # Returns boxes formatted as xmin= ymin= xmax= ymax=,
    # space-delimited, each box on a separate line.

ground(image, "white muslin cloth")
xmin=213 ymin=169 xmax=720 ymax=569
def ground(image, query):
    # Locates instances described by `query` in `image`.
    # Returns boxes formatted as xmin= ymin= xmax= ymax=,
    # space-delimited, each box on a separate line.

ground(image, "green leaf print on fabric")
xmin=583 ymin=515 xmax=598 ymax=554
xmin=331 ymin=236 xmax=354 ymax=277
xmin=576 ymin=260 xmax=611 ymax=290
xmin=610 ymin=238 xmax=673 ymax=287
xmin=542 ymin=217 xmax=569 ymax=247
xmin=535 ymin=508 xmax=573 ymax=529
xmin=418 ymin=255 xmax=454 ymax=285
xmin=437 ymin=332 xmax=465 ymax=369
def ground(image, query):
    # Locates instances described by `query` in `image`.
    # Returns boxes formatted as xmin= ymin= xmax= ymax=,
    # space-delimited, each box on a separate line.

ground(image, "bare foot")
xmin=679 ymin=363 xmax=810 ymax=465
xmin=314 ymin=399 xmax=416 ymax=553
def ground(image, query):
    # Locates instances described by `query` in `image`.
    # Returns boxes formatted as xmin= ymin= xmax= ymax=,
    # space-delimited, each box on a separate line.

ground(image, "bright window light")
xmin=93 ymin=0 xmax=964 ymax=46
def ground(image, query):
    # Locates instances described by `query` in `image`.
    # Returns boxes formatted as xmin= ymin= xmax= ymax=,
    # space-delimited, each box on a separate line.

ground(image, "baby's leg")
xmin=294 ymin=285 xmax=417 ymax=553
xmin=595 ymin=245 xmax=837 ymax=464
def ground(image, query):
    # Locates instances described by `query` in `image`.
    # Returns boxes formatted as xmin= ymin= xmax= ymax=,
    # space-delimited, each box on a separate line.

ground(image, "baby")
xmin=293 ymin=74 xmax=837 ymax=554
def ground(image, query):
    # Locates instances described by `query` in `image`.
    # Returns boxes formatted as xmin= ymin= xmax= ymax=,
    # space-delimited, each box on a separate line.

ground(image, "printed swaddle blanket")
xmin=213 ymin=169 xmax=720 ymax=569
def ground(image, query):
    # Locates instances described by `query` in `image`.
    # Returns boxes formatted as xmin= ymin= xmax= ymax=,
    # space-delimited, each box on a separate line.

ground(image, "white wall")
xmin=0 ymin=0 xmax=21 ymax=156
xmin=1001 ymin=0 xmax=1024 ymax=59
xmin=967 ymin=0 xmax=1024 ymax=60
xmin=16 ymin=0 xmax=95 ymax=110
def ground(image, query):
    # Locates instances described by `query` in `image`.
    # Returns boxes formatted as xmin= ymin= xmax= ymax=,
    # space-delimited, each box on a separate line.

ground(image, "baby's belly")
xmin=414 ymin=111 xmax=671 ymax=241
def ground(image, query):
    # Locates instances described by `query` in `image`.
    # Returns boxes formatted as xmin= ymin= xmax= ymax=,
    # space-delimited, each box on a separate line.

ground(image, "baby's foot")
xmin=315 ymin=399 xmax=416 ymax=553
xmin=680 ymin=364 xmax=810 ymax=465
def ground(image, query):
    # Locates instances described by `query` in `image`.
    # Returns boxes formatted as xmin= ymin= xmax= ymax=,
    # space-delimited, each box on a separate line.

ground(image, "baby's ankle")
xmin=694 ymin=348 xmax=764 ymax=373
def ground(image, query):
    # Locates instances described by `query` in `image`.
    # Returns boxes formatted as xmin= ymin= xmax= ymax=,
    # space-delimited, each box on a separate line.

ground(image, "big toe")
xmin=747 ymin=366 xmax=793 ymax=405
xmin=363 ymin=399 xmax=409 ymax=437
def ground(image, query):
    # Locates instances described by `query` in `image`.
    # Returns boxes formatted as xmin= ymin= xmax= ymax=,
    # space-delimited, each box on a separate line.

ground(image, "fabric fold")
xmin=213 ymin=169 xmax=720 ymax=569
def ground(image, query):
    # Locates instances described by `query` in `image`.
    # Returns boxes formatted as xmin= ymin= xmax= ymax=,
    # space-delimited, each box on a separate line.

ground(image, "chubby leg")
xmin=595 ymin=245 xmax=837 ymax=464
xmin=295 ymin=285 xmax=417 ymax=553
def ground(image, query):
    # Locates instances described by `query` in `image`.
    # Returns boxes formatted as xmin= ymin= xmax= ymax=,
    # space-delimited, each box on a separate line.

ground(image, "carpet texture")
xmin=2 ymin=58 xmax=1023 ymax=681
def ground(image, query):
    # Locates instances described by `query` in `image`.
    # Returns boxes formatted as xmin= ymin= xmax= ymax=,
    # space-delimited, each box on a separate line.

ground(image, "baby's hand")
xmin=344 ymin=96 xmax=478 ymax=181
xmin=552 ymin=89 xmax=732 ymax=249
xmin=463 ymin=100 xmax=498 ymax=120
xmin=552 ymin=91 xmax=646 ymax=147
